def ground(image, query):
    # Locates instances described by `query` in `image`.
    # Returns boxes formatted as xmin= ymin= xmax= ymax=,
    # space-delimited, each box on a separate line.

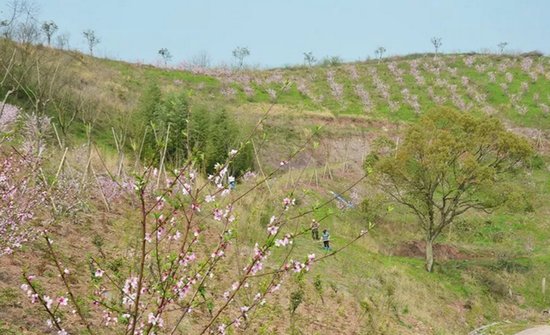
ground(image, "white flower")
xmin=231 ymin=281 xmax=239 ymax=291
xmin=58 ymin=296 xmax=68 ymax=306
xmin=282 ymin=197 xmax=295 ymax=210
xmin=267 ymin=225 xmax=278 ymax=235
xmin=43 ymin=295 xmax=53 ymax=309
xmin=274 ymin=234 xmax=292 ymax=247
xmin=147 ymin=313 xmax=164 ymax=327
xmin=148 ymin=313 xmax=157 ymax=325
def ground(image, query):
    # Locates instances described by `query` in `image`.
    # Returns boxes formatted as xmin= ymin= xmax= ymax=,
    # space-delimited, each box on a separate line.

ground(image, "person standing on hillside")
xmin=311 ymin=219 xmax=320 ymax=240
xmin=322 ymin=229 xmax=331 ymax=251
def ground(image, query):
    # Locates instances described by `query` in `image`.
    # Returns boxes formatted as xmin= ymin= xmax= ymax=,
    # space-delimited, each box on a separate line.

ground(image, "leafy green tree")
xmin=205 ymin=110 xmax=233 ymax=172
xmin=155 ymin=92 xmax=189 ymax=164
xmin=231 ymin=141 xmax=254 ymax=177
xmin=187 ymin=105 xmax=211 ymax=163
xmin=134 ymin=89 xmax=254 ymax=174
xmin=366 ymin=108 xmax=532 ymax=272
xmin=134 ymin=83 xmax=162 ymax=161
xmin=204 ymin=109 xmax=253 ymax=176
xmin=136 ymin=83 xmax=162 ymax=128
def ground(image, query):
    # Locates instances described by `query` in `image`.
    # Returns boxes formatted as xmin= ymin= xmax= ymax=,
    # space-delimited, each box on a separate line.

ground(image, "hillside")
xmin=2 ymin=42 xmax=550 ymax=335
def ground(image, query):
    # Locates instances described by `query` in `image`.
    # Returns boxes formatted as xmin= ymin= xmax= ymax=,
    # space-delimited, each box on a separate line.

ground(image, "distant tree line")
xmin=0 ymin=1 xmax=529 ymax=69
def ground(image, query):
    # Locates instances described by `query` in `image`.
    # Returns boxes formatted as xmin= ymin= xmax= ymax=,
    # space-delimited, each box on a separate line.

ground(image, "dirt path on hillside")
xmin=515 ymin=326 xmax=550 ymax=335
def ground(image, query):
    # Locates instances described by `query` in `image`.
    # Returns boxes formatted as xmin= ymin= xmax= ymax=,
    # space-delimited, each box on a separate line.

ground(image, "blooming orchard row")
xmin=186 ymin=55 xmax=550 ymax=117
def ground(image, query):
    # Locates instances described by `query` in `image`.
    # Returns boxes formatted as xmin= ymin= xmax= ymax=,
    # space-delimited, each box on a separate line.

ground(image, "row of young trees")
xmin=158 ymin=46 xmax=250 ymax=69
xmin=168 ymin=38 xmax=511 ymax=69
xmin=1 ymin=1 xmax=517 ymax=70
xmin=306 ymin=38 xmax=511 ymax=67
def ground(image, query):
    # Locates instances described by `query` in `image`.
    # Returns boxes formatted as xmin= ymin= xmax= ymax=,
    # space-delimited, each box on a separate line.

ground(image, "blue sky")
xmin=15 ymin=0 xmax=550 ymax=67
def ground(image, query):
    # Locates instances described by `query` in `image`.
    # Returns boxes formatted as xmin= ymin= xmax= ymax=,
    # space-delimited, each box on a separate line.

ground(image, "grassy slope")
xmin=2 ymin=49 xmax=550 ymax=334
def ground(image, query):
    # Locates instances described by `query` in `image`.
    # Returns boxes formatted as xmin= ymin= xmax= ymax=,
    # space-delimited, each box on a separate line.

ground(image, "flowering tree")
xmin=16 ymin=93 xmax=374 ymax=334
xmin=326 ymin=70 xmax=344 ymax=102
xmin=0 ymin=103 xmax=19 ymax=134
xmin=20 ymin=150 xmax=371 ymax=334
xmin=0 ymin=152 xmax=46 ymax=256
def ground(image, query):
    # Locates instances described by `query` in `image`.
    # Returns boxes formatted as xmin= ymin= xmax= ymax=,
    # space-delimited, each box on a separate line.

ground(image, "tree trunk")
xmin=425 ymin=238 xmax=434 ymax=272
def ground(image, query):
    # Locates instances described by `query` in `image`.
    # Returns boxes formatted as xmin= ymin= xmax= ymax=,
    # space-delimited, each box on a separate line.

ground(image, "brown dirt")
xmin=391 ymin=240 xmax=471 ymax=261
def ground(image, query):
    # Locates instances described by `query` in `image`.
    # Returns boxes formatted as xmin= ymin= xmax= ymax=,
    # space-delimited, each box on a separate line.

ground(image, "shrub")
xmin=320 ymin=56 xmax=343 ymax=67
xmin=520 ymin=50 xmax=544 ymax=57
xmin=204 ymin=109 xmax=254 ymax=176
xmin=529 ymin=154 xmax=545 ymax=170
xmin=135 ymin=91 xmax=254 ymax=175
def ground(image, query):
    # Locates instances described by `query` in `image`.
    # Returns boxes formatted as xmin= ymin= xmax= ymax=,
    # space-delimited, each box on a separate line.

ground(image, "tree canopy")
xmin=366 ymin=108 xmax=533 ymax=272
xmin=134 ymin=86 xmax=254 ymax=176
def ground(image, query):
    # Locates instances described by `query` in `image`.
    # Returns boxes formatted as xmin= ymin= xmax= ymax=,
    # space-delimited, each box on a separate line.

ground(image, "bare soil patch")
xmin=392 ymin=240 xmax=471 ymax=260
